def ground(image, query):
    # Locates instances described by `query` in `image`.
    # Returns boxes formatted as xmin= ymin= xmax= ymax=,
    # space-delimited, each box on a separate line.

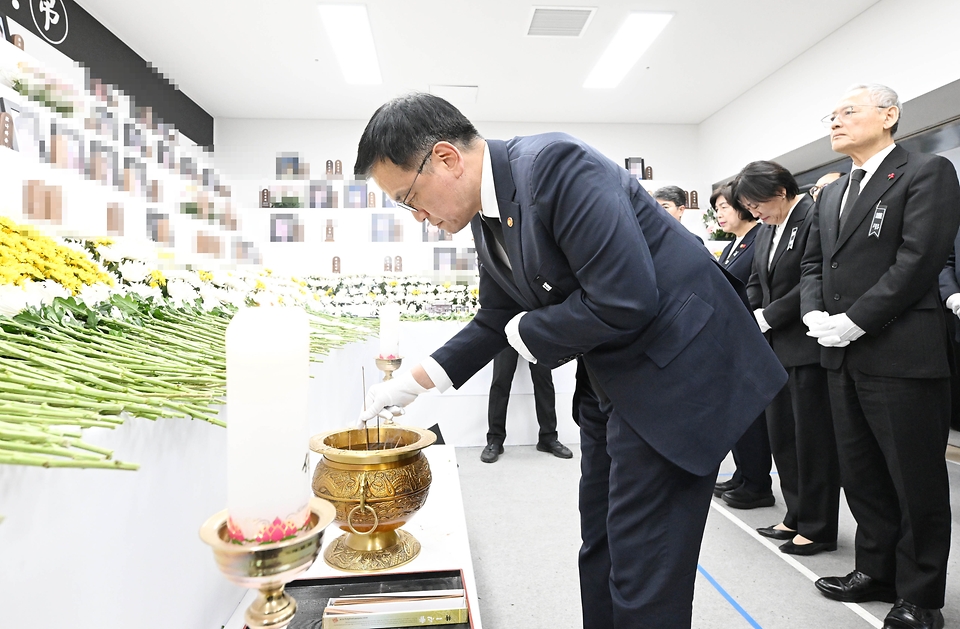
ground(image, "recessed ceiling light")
xmin=318 ymin=4 xmax=382 ymax=85
xmin=583 ymin=12 xmax=673 ymax=89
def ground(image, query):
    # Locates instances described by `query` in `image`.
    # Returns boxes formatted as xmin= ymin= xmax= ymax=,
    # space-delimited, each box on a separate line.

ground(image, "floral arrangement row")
xmin=0 ymin=215 xmax=480 ymax=469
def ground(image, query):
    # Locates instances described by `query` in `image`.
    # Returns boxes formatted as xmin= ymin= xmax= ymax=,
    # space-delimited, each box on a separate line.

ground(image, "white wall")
xmin=214 ymin=118 xmax=700 ymax=188
xmin=214 ymin=118 xmax=709 ymax=269
xmin=698 ymin=0 xmax=960 ymax=183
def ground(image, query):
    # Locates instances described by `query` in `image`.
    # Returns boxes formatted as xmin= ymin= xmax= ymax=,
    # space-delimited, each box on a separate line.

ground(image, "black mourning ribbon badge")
xmin=869 ymin=202 xmax=887 ymax=238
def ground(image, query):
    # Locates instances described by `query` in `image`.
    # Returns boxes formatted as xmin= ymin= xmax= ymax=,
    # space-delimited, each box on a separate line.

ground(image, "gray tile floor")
xmin=456 ymin=432 xmax=960 ymax=628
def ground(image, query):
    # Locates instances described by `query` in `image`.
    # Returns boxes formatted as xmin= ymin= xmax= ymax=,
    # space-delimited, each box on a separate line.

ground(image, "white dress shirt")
xmin=839 ymin=143 xmax=897 ymax=217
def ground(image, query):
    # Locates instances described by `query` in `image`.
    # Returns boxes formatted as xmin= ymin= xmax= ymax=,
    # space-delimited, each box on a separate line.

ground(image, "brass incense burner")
xmin=309 ymin=425 xmax=436 ymax=572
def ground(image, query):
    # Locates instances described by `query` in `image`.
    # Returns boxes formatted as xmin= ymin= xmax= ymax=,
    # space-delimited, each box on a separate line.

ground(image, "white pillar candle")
xmin=225 ymin=307 xmax=311 ymax=544
xmin=378 ymin=302 xmax=401 ymax=359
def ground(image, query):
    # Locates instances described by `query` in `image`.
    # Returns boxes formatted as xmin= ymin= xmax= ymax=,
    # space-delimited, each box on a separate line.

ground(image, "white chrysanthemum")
xmin=118 ymin=260 xmax=150 ymax=283
xmin=0 ymin=285 xmax=31 ymax=316
xmin=166 ymin=279 xmax=199 ymax=306
xmin=35 ymin=280 xmax=71 ymax=305
xmin=77 ymin=282 xmax=114 ymax=307
xmin=127 ymin=283 xmax=162 ymax=301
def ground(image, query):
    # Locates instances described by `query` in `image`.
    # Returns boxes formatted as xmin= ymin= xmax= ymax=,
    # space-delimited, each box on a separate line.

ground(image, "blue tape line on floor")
xmin=698 ymin=564 xmax=764 ymax=629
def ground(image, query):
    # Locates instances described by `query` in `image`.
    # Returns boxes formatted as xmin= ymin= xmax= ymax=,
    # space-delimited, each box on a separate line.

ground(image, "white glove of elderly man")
xmin=357 ymin=371 xmax=429 ymax=426
xmin=804 ymin=311 xmax=865 ymax=348
xmin=946 ymin=293 xmax=960 ymax=318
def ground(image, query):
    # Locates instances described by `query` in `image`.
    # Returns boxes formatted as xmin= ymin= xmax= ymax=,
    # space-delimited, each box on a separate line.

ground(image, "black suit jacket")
xmin=747 ymin=195 xmax=820 ymax=368
xmin=800 ymin=145 xmax=960 ymax=376
xmin=718 ymin=226 xmax=759 ymax=286
xmin=431 ymin=133 xmax=786 ymax=476
xmin=938 ymin=233 xmax=960 ymax=342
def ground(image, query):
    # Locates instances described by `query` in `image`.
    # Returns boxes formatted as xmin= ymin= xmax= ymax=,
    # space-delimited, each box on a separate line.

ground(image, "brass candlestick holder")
xmin=374 ymin=356 xmax=403 ymax=381
xmin=200 ymin=497 xmax=336 ymax=629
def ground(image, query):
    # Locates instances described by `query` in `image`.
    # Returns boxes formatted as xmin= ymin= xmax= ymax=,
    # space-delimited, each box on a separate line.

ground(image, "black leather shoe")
xmin=714 ymin=478 xmax=741 ymax=497
xmin=480 ymin=443 xmax=503 ymax=463
xmin=883 ymin=599 xmax=944 ymax=629
xmin=757 ymin=525 xmax=796 ymax=540
xmin=815 ymin=570 xmax=897 ymax=603
xmin=536 ymin=440 xmax=573 ymax=459
xmin=721 ymin=486 xmax=775 ymax=509
xmin=779 ymin=539 xmax=837 ymax=556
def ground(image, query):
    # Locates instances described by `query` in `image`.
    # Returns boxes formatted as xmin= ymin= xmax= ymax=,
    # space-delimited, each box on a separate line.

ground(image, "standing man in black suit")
xmin=482 ymin=347 xmax=572 ymax=463
xmin=353 ymin=93 xmax=786 ymax=629
xmin=735 ymin=161 xmax=840 ymax=557
xmin=937 ymin=231 xmax=960 ymax=431
xmin=801 ymin=84 xmax=959 ymax=629
xmin=710 ymin=185 xmax=775 ymax=509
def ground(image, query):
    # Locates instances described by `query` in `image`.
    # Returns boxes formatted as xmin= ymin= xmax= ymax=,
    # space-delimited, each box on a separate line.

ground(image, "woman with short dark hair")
xmin=734 ymin=160 xmax=841 ymax=556
xmin=710 ymin=185 xmax=774 ymax=509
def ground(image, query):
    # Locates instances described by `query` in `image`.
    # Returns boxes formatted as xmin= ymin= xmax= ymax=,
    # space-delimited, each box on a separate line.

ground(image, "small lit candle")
xmin=378 ymin=302 xmax=401 ymax=359
xmin=225 ymin=307 xmax=311 ymax=544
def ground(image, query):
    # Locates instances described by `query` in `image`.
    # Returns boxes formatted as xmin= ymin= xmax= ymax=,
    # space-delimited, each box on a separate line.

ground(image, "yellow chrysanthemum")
xmin=0 ymin=217 xmax=112 ymax=293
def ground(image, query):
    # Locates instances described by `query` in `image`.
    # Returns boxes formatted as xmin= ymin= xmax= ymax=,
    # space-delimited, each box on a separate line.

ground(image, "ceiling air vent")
xmin=526 ymin=6 xmax=596 ymax=37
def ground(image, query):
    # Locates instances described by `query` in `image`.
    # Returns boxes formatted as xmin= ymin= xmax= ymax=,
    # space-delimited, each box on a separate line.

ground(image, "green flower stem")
xmin=0 ymin=452 xmax=139 ymax=470
xmin=0 ymin=440 xmax=102 ymax=460
xmin=148 ymin=318 xmax=224 ymax=347
xmin=110 ymin=319 xmax=217 ymax=355
xmin=65 ymin=439 xmax=114 ymax=458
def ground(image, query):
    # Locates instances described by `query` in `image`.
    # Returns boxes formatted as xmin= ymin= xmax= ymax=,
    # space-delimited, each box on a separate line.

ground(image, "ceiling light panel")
xmin=318 ymin=4 xmax=382 ymax=85
xmin=583 ymin=12 xmax=673 ymax=89
xmin=527 ymin=6 xmax=596 ymax=37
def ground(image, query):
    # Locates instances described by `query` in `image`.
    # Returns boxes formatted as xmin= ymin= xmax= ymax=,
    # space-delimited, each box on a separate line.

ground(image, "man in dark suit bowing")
xmin=801 ymin=84 xmax=959 ymax=629
xmin=354 ymin=93 xmax=786 ymax=629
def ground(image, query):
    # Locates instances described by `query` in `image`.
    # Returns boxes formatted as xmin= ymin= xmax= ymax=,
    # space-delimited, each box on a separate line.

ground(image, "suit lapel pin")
xmin=887 ymin=173 xmax=895 ymax=180
xmin=506 ymin=217 xmax=514 ymax=227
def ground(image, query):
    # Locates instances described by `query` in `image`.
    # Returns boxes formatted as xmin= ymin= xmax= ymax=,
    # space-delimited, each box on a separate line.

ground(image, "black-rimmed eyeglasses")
xmin=396 ymin=151 xmax=431 ymax=213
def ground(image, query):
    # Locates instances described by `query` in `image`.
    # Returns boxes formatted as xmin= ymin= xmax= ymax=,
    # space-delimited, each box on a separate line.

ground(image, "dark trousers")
xmin=828 ymin=365 xmax=952 ymax=608
xmin=728 ymin=412 xmax=772 ymax=493
xmin=765 ymin=364 xmax=840 ymax=541
xmin=578 ymin=373 xmax=716 ymax=629
xmin=486 ymin=347 xmax=558 ymax=446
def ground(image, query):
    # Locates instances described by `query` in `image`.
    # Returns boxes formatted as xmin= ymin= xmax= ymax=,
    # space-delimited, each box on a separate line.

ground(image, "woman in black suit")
xmin=736 ymin=161 xmax=840 ymax=556
xmin=711 ymin=186 xmax=776 ymax=509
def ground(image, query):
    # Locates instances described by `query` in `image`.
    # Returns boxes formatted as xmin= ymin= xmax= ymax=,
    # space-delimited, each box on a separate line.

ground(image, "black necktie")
xmin=482 ymin=216 xmax=511 ymax=270
xmin=839 ymin=169 xmax=866 ymax=230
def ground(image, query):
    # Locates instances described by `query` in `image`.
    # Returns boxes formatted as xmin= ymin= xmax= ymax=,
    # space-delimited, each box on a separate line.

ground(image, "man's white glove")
xmin=802 ymin=310 xmax=829 ymax=331
xmin=505 ymin=312 xmax=537 ymax=364
xmin=946 ymin=293 xmax=960 ymax=318
xmin=753 ymin=308 xmax=771 ymax=333
xmin=357 ymin=371 xmax=429 ymax=425
xmin=805 ymin=312 xmax=865 ymax=348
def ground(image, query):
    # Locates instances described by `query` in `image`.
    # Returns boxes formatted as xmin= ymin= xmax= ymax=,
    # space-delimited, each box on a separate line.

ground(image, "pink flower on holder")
xmin=226 ymin=512 xmax=310 ymax=544
xmin=226 ymin=517 xmax=247 ymax=543
xmin=378 ymin=354 xmax=398 ymax=360
xmin=255 ymin=517 xmax=301 ymax=543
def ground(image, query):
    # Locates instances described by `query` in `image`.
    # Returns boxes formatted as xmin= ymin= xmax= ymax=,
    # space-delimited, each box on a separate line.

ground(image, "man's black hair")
xmin=652 ymin=185 xmax=687 ymax=208
xmin=354 ymin=93 xmax=481 ymax=177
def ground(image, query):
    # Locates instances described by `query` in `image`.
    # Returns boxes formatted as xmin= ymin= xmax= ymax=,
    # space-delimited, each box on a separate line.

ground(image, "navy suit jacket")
xmin=800 ymin=145 xmax=960 ymax=376
xmin=431 ymin=134 xmax=786 ymax=475
xmin=719 ymin=226 xmax=759 ymax=286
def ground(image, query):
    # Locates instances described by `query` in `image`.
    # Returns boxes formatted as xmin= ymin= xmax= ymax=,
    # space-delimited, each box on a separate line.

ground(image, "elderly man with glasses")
xmin=801 ymin=83 xmax=959 ymax=629
xmin=353 ymin=93 xmax=786 ymax=629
